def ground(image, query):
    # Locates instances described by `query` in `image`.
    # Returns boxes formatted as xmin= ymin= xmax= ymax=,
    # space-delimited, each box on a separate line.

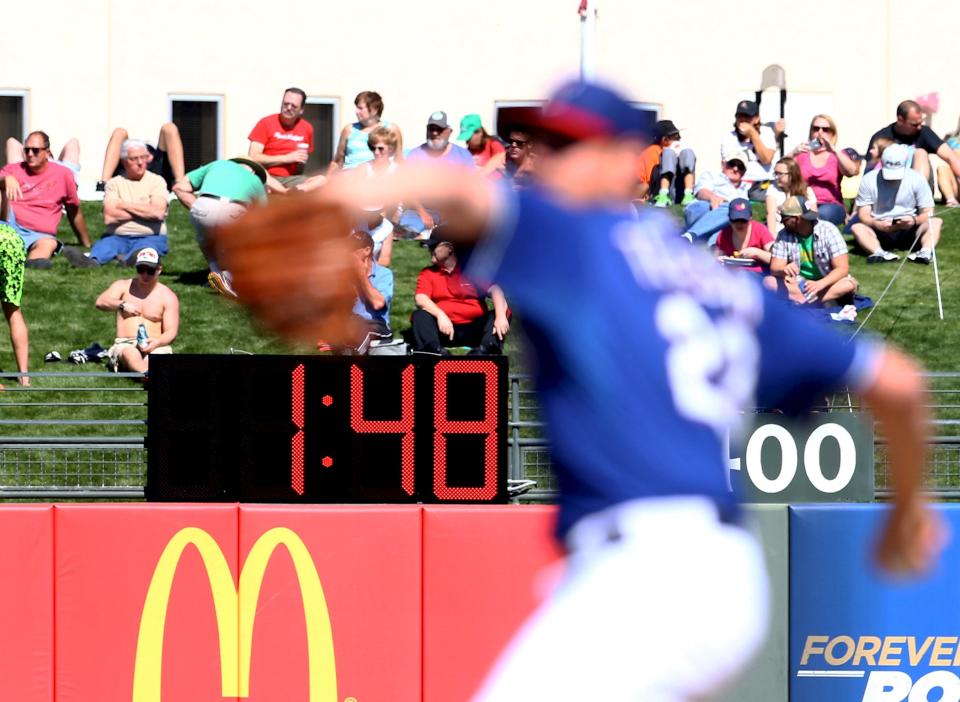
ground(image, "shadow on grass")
xmin=174 ymin=269 xmax=211 ymax=286
xmin=878 ymin=300 xmax=906 ymax=338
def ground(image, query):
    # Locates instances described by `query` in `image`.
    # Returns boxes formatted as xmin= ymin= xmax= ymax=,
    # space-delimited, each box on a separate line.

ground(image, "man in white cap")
xmin=852 ymin=143 xmax=942 ymax=264
xmin=397 ymin=111 xmax=475 ymax=236
xmin=95 ymin=247 xmax=179 ymax=375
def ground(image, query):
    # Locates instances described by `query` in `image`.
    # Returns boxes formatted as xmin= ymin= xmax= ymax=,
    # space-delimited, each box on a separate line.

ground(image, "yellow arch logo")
xmin=132 ymin=526 xmax=338 ymax=701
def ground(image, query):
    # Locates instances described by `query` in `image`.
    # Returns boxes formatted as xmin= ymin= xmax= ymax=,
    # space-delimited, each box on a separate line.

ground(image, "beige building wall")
xmin=1 ymin=0 xmax=957 ymax=185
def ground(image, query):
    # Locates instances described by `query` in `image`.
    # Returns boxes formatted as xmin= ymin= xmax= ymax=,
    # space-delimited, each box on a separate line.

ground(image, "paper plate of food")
xmin=719 ymin=256 xmax=755 ymax=267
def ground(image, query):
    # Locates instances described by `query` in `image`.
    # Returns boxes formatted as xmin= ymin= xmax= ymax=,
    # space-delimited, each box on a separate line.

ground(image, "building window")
xmin=630 ymin=101 xmax=661 ymax=134
xmin=303 ymin=98 xmax=338 ymax=173
xmin=493 ymin=101 xmax=543 ymax=141
xmin=495 ymin=99 xmax=661 ymax=140
xmin=0 ymin=91 xmax=27 ymax=164
xmin=169 ymin=95 xmax=222 ymax=172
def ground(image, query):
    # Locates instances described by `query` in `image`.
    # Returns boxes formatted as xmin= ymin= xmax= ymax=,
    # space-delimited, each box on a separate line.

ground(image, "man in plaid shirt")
xmin=769 ymin=195 xmax=858 ymax=305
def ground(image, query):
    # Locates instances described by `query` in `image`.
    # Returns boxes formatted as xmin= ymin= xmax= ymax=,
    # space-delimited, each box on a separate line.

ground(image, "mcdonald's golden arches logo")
xmin=133 ymin=526 xmax=338 ymax=701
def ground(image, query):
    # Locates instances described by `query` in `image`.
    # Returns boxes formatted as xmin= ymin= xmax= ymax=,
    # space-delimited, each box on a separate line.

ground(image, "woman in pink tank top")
xmin=791 ymin=114 xmax=860 ymax=226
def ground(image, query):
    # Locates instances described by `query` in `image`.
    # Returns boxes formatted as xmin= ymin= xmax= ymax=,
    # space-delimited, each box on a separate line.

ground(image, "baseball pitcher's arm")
xmin=320 ymin=163 xmax=497 ymax=241
xmin=213 ymin=163 xmax=498 ymax=347
xmin=863 ymin=346 xmax=947 ymax=576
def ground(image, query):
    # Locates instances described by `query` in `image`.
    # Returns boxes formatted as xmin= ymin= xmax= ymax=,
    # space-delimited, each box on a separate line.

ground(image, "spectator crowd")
xmin=2 ymin=87 xmax=959 ymax=381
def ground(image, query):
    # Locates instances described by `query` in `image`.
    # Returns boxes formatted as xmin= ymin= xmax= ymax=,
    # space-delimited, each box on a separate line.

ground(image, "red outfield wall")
xmin=0 ymin=504 xmax=561 ymax=701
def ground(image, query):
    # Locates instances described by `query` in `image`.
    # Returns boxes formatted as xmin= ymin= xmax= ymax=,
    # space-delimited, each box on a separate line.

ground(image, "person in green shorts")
xmin=0 ymin=223 xmax=30 ymax=386
xmin=768 ymin=195 xmax=858 ymax=305
xmin=171 ymin=157 xmax=269 ymax=298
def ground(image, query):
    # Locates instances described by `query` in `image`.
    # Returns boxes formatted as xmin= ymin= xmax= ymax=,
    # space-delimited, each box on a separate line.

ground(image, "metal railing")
xmin=2 ymin=371 xmax=960 ymax=501
xmin=0 ymin=372 xmax=146 ymax=498
xmin=511 ymin=372 xmax=960 ymax=502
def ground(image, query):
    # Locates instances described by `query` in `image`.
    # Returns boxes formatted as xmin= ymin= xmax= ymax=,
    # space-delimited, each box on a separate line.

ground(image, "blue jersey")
xmin=465 ymin=186 xmax=879 ymax=537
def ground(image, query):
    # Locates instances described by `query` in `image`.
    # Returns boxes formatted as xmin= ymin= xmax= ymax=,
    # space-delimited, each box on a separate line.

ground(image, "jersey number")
xmin=655 ymin=293 xmax=759 ymax=432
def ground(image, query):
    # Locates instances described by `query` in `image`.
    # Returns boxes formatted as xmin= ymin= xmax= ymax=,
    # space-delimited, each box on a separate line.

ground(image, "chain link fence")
xmin=2 ymin=371 xmax=959 ymax=500
xmin=0 ymin=372 xmax=146 ymax=498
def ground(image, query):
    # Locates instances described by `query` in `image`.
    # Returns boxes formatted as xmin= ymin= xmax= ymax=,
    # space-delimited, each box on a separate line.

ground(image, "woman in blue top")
xmin=330 ymin=91 xmax=404 ymax=172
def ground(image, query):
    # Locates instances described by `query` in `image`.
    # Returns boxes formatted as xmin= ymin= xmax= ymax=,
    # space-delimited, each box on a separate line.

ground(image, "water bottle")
xmin=137 ymin=324 xmax=149 ymax=351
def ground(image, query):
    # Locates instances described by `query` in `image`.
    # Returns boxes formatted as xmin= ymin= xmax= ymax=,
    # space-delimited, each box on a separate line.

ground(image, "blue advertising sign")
xmin=790 ymin=505 xmax=960 ymax=702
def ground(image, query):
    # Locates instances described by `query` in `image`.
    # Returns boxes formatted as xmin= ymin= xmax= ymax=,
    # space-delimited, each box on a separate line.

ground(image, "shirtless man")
xmin=94 ymin=248 xmax=179 ymax=374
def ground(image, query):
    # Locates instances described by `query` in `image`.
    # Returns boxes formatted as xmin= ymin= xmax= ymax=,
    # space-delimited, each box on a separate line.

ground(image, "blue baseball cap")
xmin=728 ymin=198 xmax=752 ymax=221
xmin=524 ymin=80 xmax=653 ymax=143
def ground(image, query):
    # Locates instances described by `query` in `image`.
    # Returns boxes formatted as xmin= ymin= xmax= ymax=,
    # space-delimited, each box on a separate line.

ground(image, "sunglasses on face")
xmin=23 ymin=147 xmax=46 ymax=155
xmin=508 ymin=138 xmax=529 ymax=147
xmin=136 ymin=266 xmax=157 ymax=275
xmin=811 ymin=125 xmax=835 ymax=134
xmin=371 ymin=145 xmax=389 ymax=152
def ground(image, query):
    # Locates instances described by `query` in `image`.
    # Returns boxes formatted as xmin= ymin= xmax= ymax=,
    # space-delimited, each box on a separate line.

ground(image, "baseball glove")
xmin=211 ymin=195 xmax=362 ymax=346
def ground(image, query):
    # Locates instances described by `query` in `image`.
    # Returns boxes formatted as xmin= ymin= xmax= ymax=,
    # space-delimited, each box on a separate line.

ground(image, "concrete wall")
xmin=2 ymin=0 xmax=956 ymax=184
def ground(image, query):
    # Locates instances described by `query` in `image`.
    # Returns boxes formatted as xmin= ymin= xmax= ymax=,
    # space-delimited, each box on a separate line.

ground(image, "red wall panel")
xmin=422 ymin=505 xmax=564 ymax=702
xmin=55 ymin=504 xmax=239 ymax=702
xmin=239 ymin=505 xmax=422 ymax=702
xmin=0 ymin=506 xmax=53 ymax=702
xmin=0 ymin=503 xmax=569 ymax=702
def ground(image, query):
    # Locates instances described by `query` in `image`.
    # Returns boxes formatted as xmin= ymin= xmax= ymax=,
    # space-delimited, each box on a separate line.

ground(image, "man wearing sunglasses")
xmin=95 ymin=247 xmax=178 ymax=375
xmin=865 ymin=100 xmax=960 ymax=198
xmin=0 ymin=131 xmax=91 ymax=268
xmin=503 ymin=128 xmax=535 ymax=189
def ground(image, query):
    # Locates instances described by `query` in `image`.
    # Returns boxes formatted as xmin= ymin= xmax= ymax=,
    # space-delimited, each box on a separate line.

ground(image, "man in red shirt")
xmin=247 ymin=87 xmax=314 ymax=188
xmin=0 ymin=130 xmax=91 ymax=268
xmin=412 ymin=230 xmax=509 ymax=355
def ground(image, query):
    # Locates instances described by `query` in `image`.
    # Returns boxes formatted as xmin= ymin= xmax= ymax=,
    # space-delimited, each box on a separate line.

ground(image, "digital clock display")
xmin=146 ymin=355 xmax=509 ymax=503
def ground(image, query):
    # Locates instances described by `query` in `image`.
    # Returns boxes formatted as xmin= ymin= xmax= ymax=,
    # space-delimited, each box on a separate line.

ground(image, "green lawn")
xmin=31 ymin=200 xmax=960 ymax=370
xmin=14 ymin=197 xmax=959 ymax=395
xmin=22 ymin=196 xmax=955 ymax=422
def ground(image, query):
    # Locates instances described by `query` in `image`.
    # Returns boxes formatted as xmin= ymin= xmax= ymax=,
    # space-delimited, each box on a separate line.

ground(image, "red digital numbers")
xmin=291 ymin=363 xmax=305 ymax=495
xmin=433 ymin=360 xmax=499 ymax=500
xmin=351 ymin=364 xmax=416 ymax=495
xmin=289 ymin=360 xmax=499 ymax=500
